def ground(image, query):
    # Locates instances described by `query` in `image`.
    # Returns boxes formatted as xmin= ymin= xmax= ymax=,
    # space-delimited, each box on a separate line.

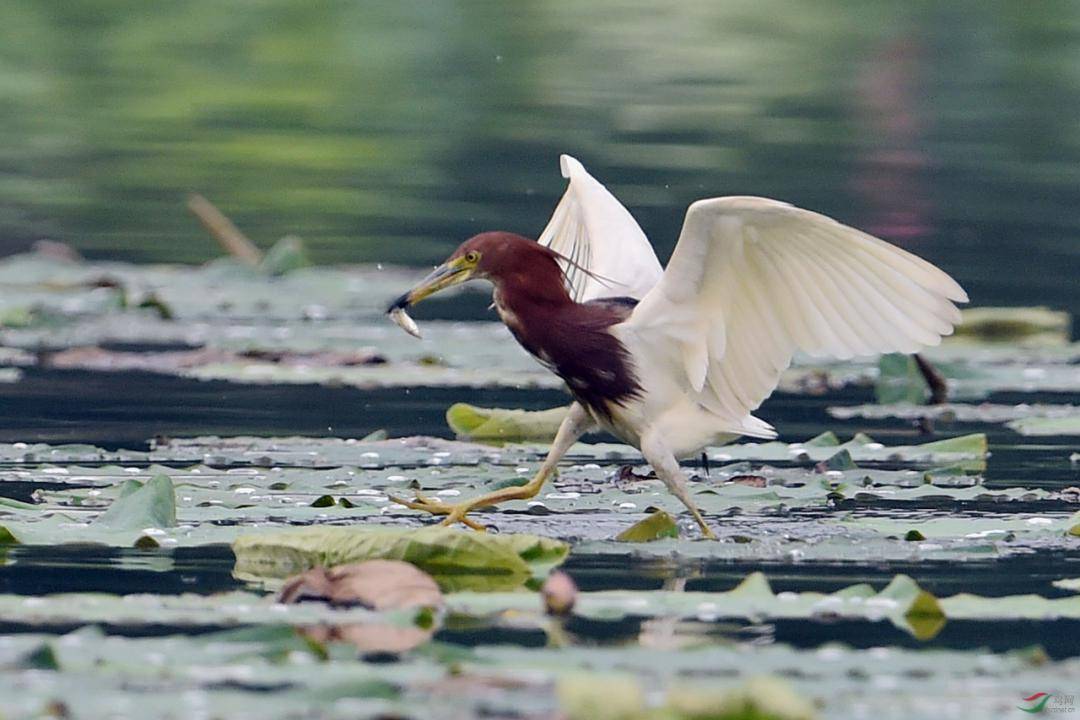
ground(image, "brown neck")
xmin=490 ymin=251 xmax=573 ymax=311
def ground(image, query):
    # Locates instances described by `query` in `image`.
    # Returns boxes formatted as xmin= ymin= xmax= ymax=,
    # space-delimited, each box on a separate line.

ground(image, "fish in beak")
xmin=386 ymin=255 xmax=478 ymax=339
xmin=387 ymin=306 xmax=421 ymax=338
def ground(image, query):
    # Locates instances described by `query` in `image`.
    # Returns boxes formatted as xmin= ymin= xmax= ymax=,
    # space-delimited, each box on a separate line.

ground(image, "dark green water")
xmin=2 ymin=1 xmax=1079 ymax=319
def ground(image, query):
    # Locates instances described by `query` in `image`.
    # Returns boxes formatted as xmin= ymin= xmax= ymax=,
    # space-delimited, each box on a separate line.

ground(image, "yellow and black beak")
xmin=386 ymin=255 xmax=477 ymax=311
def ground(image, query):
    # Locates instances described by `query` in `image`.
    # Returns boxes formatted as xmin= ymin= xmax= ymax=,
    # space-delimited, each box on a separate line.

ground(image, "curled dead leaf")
xmin=278 ymin=560 xmax=444 ymax=655
xmin=278 ymin=559 xmax=443 ymax=610
xmin=729 ymin=475 xmax=768 ymax=487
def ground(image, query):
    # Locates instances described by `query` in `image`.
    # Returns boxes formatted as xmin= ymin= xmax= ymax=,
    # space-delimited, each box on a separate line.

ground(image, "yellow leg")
xmin=687 ymin=504 xmax=717 ymax=540
xmin=384 ymin=491 xmax=489 ymax=530
xmin=640 ymin=431 xmax=717 ymax=540
xmin=389 ymin=466 xmax=555 ymax=529
xmin=390 ymin=403 xmax=593 ymax=530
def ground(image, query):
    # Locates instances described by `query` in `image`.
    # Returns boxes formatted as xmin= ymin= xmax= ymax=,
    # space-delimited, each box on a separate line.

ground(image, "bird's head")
xmin=387 ymin=232 xmax=564 ymax=310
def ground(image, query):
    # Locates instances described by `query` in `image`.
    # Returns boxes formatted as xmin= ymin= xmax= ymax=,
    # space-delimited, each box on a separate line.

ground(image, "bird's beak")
xmin=386 ymin=255 xmax=476 ymax=311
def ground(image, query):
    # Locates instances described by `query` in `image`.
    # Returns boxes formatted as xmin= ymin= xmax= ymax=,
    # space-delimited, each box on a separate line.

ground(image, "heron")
xmin=386 ymin=155 xmax=967 ymax=538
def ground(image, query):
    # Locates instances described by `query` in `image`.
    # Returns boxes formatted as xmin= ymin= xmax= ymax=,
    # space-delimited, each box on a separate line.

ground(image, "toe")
xmin=388 ymin=493 xmax=451 ymax=515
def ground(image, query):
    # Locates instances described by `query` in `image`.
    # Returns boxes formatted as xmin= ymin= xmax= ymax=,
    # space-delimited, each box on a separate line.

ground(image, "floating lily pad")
xmin=0 ymin=426 xmax=1056 ymax=571
xmin=0 ymin=257 xmax=1074 ymax=402
xmin=23 ymin=452 xmax=1035 ymax=526
xmin=0 ymin=513 xmax=243 ymax=548
xmin=1 ymin=426 xmax=1051 ymax=564
xmin=830 ymin=402 xmax=1080 ymax=424
xmin=0 ymin=431 xmax=987 ymax=470
xmin=182 ymin=358 xmax=560 ymax=391
xmin=92 ymin=475 xmax=176 ymax=531
xmin=446 ymin=403 xmax=570 ymax=441
xmin=232 ymin=526 xmax=569 ymax=592
xmin=789 ymin=341 xmax=1080 ymax=402
xmin=7 ymin=571 xmax=1080 ymax=645
xmin=557 ymin=674 xmax=817 ymax=720
xmin=567 ymin=511 xmax=1071 ymax=563
xmin=0 ymin=626 xmax=1071 ymax=720
xmin=0 ymin=252 xmax=416 ymax=322
xmin=0 ymin=591 xmax=386 ymax=628
xmin=1007 ymin=416 xmax=1080 ymax=437
xmin=662 ymin=677 xmax=816 ymax=720
xmin=615 ymin=511 xmax=679 ymax=542
xmin=141 ymin=431 xmax=989 ymax=470
xmin=472 ymin=641 xmax=1080 ymax=720
xmin=1053 ymin=578 xmax=1080 ymax=593
xmin=954 ymin=306 xmax=1071 ymax=344
xmin=448 ymin=571 xmax=1080 ymax=642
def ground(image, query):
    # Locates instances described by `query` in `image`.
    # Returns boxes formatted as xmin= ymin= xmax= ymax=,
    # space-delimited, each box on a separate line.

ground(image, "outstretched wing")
xmin=621 ymin=196 xmax=968 ymax=428
xmin=537 ymin=155 xmax=663 ymax=302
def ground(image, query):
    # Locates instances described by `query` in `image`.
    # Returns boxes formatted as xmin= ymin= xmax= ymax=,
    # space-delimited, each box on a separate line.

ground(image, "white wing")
xmin=537 ymin=155 xmax=663 ymax=302
xmin=622 ymin=196 xmax=968 ymax=431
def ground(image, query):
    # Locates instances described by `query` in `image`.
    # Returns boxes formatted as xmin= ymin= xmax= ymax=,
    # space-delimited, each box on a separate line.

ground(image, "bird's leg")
xmin=390 ymin=403 xmax=594 ymax=530
xmin=640 ymin=432 xmax=717 ymax=539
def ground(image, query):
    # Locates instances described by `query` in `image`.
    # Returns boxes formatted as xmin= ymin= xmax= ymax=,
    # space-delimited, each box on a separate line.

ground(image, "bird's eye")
xmin=465 ymin=251 xmax=480 ymax=263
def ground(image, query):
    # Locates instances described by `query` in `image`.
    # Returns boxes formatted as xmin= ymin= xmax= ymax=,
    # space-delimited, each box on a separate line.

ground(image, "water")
xmin=2 ymin=1 xmax=1078 ymax=319
xmin=2 ymin=4 xmax=1079 ymax=714
xmin=0 ymin=367 xmax=566 ymax=447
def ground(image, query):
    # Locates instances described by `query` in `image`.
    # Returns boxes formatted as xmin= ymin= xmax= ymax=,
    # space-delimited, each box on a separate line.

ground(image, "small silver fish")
xmin=388 ymin=306 xmax=422 ymax=339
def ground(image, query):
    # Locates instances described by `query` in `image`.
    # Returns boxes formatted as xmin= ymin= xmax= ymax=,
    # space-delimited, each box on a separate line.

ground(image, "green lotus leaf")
xmin=93 ymin=474 xmax=177 ymax=531
xmin=446 ymin=403 xmax=570 ymax=441
xmin=232 ymin=526 xmax=568 ymax=592
xmin=1007 ymin=416 xmax=1080 ymax=436
xmin=615 ymin=511 xmax=679 ymax=542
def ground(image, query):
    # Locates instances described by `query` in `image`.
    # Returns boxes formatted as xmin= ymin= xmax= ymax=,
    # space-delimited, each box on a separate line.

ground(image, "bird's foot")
xmin=686 ymin=507 xmax=717 ymax=540
xmin=391 ymin=466 xmax=553 ymax=532
xmin=387 ymin=491 xmax=487 ymax=531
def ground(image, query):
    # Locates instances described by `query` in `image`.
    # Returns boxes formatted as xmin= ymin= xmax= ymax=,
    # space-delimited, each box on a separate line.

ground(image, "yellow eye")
xmin=465 ymin=251 xmax=480 ymax=263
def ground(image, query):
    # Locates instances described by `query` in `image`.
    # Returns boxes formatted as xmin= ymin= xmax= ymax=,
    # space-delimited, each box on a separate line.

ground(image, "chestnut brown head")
xmin=387 ymin=232 xmax=565 ymax=310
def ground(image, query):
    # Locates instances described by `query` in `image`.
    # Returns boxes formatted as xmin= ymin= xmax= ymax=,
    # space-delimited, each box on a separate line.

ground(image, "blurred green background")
xmin=1 ymin=0 xmax=1078 ymax=316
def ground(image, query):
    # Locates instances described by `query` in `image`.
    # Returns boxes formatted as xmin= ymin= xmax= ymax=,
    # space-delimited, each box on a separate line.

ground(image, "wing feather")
xmin=622 ymin=196 xmax=967 ymax=432
xmin=737 ymin=267 xmax=788 ymax=376
xmin=538 ymin=155 xmax=663 ymax=302
xmin=782 ymin=236 xmax=886 ymax=354
xmin=820 ymin=233 xmax=955 ymax=341
xmin=809 ymin=240 xmax=938 ymax=350
xmin=754 ymin=239 xmax=854 ymax=355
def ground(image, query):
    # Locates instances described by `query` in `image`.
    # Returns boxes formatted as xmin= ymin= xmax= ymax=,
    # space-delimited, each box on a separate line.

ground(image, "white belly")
xmin=600 ymin=323 xmax=775 ymax=456
xmin=592 ymin=394 xmax=738 ymax=459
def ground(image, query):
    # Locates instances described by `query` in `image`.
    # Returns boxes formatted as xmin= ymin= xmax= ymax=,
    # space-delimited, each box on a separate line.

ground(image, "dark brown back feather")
xmin=452 ymin=232 xmax=643 ymax=419
xmin=498 ymin=290 xmax=642 ymax=419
